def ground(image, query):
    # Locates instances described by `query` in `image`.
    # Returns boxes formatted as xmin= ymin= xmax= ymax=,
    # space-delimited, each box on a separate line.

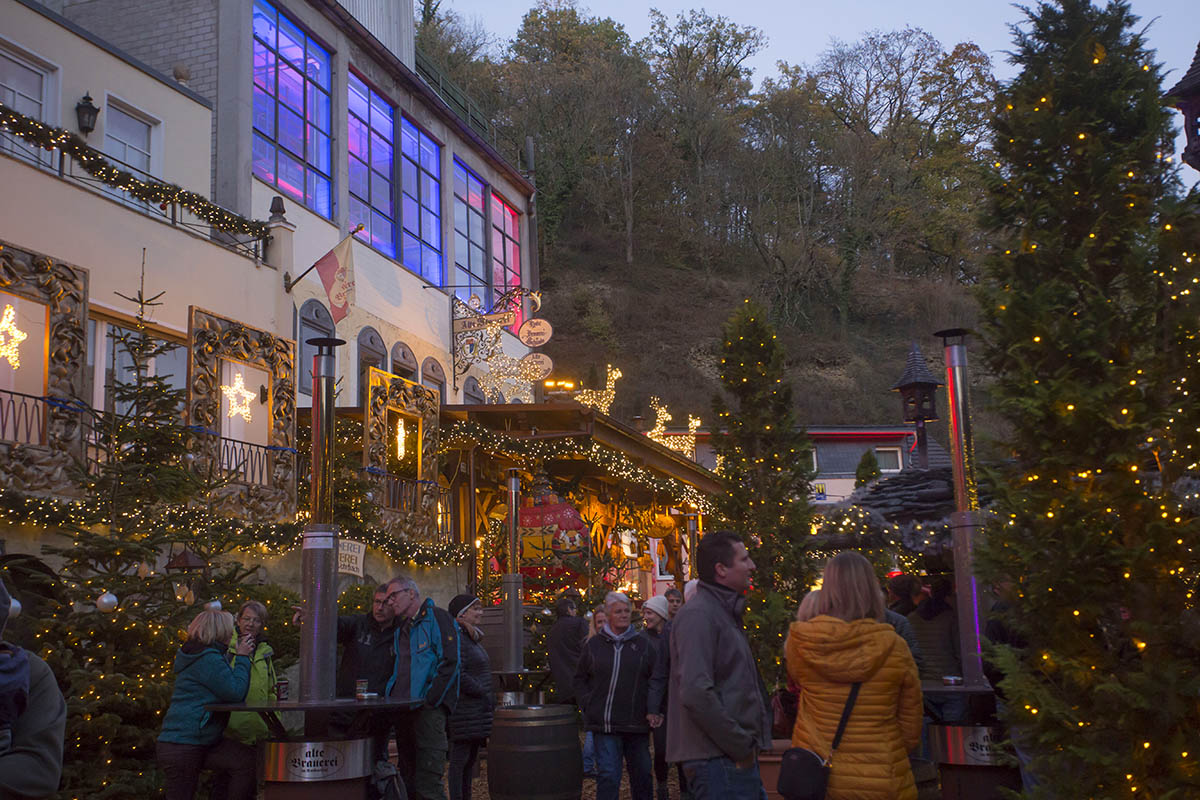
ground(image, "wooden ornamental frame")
xmin=0 ymin=240 xmax=88 ymax=495
xmin=187 ymin=306 xmax=297 ymax=520
xmin=364 ymin=366 xmax=440 ymax=541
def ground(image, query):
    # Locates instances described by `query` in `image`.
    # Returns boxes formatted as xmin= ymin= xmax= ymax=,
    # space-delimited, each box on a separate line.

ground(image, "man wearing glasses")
xmin=331 ymin=582 xmax=401 ymax=765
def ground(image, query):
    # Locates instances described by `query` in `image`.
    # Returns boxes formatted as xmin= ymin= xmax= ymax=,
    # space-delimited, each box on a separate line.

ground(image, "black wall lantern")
xmin=1167 ymin=42 xmax=1200 ymax=172
xmin=75 ymin=93 xmax=100 ymax=136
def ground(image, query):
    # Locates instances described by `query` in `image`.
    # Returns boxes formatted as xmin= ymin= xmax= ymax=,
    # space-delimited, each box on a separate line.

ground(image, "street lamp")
xmin=75 ymin=93 xmax=100 ymax=136
xmin=1166 ymin=41 xmax=1200 ymax=171
xmin=892 ymin=342 xmax=941 ymax=469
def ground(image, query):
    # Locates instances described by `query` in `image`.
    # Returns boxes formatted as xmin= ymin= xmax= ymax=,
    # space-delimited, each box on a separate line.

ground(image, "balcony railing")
xmin=0 ymin=128 xmax=265 ymax=260
xmin=218 ymin=437 xmax=284 ymax=487
xmin=364 ymin=468 xmax=453 ymax=543
xmin=0 ymin=388 xmax=46 ymax=446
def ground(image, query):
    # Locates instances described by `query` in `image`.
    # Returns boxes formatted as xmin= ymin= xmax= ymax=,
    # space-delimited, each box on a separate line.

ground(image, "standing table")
xmin=207 ymin=696 xmax=424 ymax=799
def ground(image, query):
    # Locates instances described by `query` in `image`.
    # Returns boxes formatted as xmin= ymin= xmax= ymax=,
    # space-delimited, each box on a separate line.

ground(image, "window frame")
xmin=452 ymin=159 xmax=490 ymax=307
xmin=356 ymin=326 xmax=386 ymax=406
xmin=251 ymin=0 xmax=334 ymax=219
xmin=347 ymin=70 xmax=396 ymax=257
xmin=421 ymin=356 xmax=446 ymax=403
xmin=490 ymin=190 xmax=522 ymax=330
xmin=0 ymin=38 xmax=59 ymax=168
xmin=875 ymin=446 xmax=903 ymax=473
xmin=101 ymin=97 xmax=159 ymax=208
xmin=296 ymin=299 xmax=335 ymax=396
xmin=399 ymin=116 xmax=443 ymax=286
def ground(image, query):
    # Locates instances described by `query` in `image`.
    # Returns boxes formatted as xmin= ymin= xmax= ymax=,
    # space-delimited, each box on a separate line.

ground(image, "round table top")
xmin=206 ymin=697 xmax=425 ymax=713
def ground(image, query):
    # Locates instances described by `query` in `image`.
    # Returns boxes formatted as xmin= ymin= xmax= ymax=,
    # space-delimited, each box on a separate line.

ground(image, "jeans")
xmin=920 ymin=693 xmax=969 ymax=759
xmin=681 ymin=755 xmax=767 ymax=800
xmin=595 ymin=731 xmax=653 ymax=800
xmin=392 ymin=706 xmax=449 ymax=800
xmin=156 ymin=738 xmax=256 ymax=800
xmin=448 ymin=738 xmax=483 ymax=800
xmin=583 ymin=730 xmax=597 ymax=774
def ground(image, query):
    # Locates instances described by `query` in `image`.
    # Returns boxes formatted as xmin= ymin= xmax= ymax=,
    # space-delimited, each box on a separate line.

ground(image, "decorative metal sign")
xmin=517 ymin=318 xmax=553 ymax=347
xmin=520 ymin=352 xmax=553 ymax=380
xmin=453 ymin=311 xmax=515 ymax=334
xmin=451 ymin=287 xmax=544 ymax=403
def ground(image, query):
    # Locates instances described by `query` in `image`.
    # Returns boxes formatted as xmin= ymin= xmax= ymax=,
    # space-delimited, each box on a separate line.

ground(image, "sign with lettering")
xmin=520 ymin=352 xmax=553 ymax=380
xmin=286 ymin=743 xmax=346 ymax=780
xmin=338 ymin=539 xmax=366 ymax=577
xmin=812 ymin=483 xmax=827 ymax=501
xmin=453 ymin=311 xmax=515 ymax=334
xmin=517 ymin=318 xmax=553 ymax=347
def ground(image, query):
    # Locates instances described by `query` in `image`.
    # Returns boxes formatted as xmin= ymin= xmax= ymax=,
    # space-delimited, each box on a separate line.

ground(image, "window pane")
xmin=307 ymin=171 xmax=331 ymax=217
xmin=419 ymin=136 xmax=439 ymax=177
xmin=876 ymin=449 xmax=902 ymax=471
xmin=349 ymin=196 xmax=370 ymax=238
xmin=253 ymin=41 xmax=275 ymax=90
xmin=278 ymin=106 xmax=304 ymax=155
xmin=349 ymin=157 xmax=368 ymax=199
xmin=277 ymin=14 xmax=305 ymax=66
xmin=470 ymin=243 xmax=485 ymax=271
xmin=420 ymin=173 xmax=437 ymax=209
xmin=454 ymin=202 xmax=467 ymax=235
xmin=277 ymin=61 xmax=303 ymax=111
xmin=306 ymin=42 xmax=331 ymax=91
xmin=370 ymin=93 xmax=393 ymax=139
xmin=400 ymin=119 xmax=418 ymax=158
xmin=454 ymin=232 xmax=468 ymax=267
xmin=453 ymin=163 xmax=467 ymax=199
xmin=468 ymin=176 xmax=484 ymax=210
xmin=252 ymin=0 xmax=277 ymax=46
xmin=277 ymin=150 xmax=304 ymax=200
xmin=421 ymin=208 xmax=440 ymax=249
xmin=307 ymin=125 xmax=330 ymax=173
xmin=252 ymin=133 xmax=276 ymax=183
xmin=401 ymin=158 xmax=418 ymax=196
xmin=468 ymin=211 xmax=483 ymax=243
xmin=108 ymin=107 xmax=150 ymax=149
xmin=371 ymin=172 xmax=393 ymax=216
xmin=371 ymin=210 xmax=394 ymax=256
xmin=510 ymin=241 xmax=520 ymax=273
xmin=347 ymin=115 xmax=368 ymax=160
xmin=422 ymin=246 xmax=442 ymax=284
xmin=370 ymin=132 xmax=391 ymax=175
xmin=253 ymin=87 xmax=275 ymax=135
xmin=307 ymin=84 xmax=330 ymax=132
xmin=402 ymin=232 xmax=421 ymax=272
xmin=348 ymin=73 xmax=370 ymax=121
xmin=402 ymin=195 xmax=418 ymax=234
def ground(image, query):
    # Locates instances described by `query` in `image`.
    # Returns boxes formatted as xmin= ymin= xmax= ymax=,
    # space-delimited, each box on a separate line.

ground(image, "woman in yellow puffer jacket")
xmin=785 ymin=551 xmax=923 ymax=800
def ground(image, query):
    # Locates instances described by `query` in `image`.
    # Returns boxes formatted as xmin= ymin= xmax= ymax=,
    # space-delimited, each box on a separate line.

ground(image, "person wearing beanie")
xmin=641 ymin=595 xmax=672 ymax=800
xmin=0 ymin=578 xmax=66 ymax=799
xmin=446 ymin=595 xmax=492 ymax=800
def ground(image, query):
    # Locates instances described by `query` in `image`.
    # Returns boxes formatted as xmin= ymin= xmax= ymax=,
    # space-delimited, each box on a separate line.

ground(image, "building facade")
xmin=0 ymin=0 xmax=536 ymax=598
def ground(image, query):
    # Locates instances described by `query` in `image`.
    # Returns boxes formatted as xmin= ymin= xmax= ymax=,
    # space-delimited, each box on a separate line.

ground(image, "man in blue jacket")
xmin=386 ymin=577 xmax=460 ymax=800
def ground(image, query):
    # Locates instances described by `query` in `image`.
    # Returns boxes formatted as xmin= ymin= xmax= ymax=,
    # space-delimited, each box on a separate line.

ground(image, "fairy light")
xmin=0 ymin=304 xmax=27 ymax=368
xmin=220 ymin=372 xmax=255 ymax=422
xmin=575 ymin=364 xmax=623 ymax=414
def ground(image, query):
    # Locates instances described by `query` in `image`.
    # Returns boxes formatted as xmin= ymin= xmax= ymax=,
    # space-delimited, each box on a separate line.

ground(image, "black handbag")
xmin=777 ymin=682 xmax=861 ymax=800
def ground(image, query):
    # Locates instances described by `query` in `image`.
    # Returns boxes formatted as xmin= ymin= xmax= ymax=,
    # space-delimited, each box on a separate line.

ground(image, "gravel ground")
xmin=469 ymin=749 xmax=686 ymax=800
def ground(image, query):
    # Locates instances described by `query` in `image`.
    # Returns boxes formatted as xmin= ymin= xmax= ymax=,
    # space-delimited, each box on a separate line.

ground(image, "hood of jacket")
xmin=176 ymin=641 xmax=223 ymax=668
xmin=788 ymin=616 xmax=899 ymax=684
xmin=600 ymin=623 xmax=640 ymax=643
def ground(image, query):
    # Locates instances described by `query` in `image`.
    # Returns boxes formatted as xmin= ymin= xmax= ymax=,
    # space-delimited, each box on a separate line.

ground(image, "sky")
xmin=448 ymin=0 xmax=1197 ymax=152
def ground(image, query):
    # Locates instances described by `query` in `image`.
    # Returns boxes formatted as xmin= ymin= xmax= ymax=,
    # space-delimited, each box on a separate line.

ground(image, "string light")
xmin=0 ymin=304 xmax=26 ymax=368
xmin=220 ymin=372 xmax=255 ymax=422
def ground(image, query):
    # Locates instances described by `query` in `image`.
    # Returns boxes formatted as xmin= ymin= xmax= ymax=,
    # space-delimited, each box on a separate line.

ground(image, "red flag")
xmin=312 ymin=231 xmax=358 ymax=323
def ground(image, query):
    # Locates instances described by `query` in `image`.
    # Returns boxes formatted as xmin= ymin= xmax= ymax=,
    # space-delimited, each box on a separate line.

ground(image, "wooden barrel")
xmin=487 ymin=704 xmax=582 ymax=800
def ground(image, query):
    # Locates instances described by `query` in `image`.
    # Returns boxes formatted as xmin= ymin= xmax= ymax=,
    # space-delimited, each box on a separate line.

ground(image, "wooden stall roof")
xmin=442 ymin=402 xmax=721 ymax=496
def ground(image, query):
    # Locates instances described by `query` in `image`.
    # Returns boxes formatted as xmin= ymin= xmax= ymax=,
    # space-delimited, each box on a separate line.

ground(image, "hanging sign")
xmin=520 ymin=352 xmax=554 ymax=380
xmin=518 ymin=500 xmax=589 ymax=568
xmin=338 ymin=539 xmax=366 ymax=577
xmin=517 ymin=318 xmax=554 ymax=347
xmin=453 ymin=311 xmax=515 ymax=334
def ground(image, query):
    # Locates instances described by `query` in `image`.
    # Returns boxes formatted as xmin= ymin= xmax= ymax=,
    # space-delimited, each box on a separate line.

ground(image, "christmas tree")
xmin=711 ymin=299 xmax=816 ymax=682
xmin=854 ymin=450 xmax=881 ymax=488
xmin=975 ymin=1 xmax=1200 ymax=796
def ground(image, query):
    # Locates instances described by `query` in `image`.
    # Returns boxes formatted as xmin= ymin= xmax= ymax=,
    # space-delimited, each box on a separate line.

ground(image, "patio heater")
xmin=502 ymin=468 xmax=523 ymax=673
xmin=933 ymin=328 xmax=984 ymax=688
xmin=300 ymin=336 xmax=344 ymax=702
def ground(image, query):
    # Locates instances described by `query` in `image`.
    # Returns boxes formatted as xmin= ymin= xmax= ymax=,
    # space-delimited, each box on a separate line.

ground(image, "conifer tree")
xmin=855 ymin=449 xmax=881 ymax=488
xmin=976 ymin=2 xmax=1200 ymax=796
xmin=712 ymin=300 xmax=816 ymax=682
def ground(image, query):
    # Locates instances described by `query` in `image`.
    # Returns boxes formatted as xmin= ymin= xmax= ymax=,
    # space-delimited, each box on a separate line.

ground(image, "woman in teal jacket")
xmin=156 ymin=609 xmax=255 ymax=800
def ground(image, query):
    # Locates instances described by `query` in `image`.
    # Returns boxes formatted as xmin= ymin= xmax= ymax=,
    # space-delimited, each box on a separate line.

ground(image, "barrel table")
xmin=487 ymin=704 xmax=582 ymax=800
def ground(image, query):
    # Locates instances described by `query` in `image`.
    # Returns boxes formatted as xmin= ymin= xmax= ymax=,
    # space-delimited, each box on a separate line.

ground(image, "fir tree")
xmin=855 ymin=449 xmax=881 ymax=488
xmin=712 ymin=299 xmax=816 ymax=682
xmin=976 ymin=2 xmax=1200 ymax=796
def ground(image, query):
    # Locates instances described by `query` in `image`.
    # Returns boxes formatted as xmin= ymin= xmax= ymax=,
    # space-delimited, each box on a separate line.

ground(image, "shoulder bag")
xmin=776 ymin=682 xmax=861 ymax=800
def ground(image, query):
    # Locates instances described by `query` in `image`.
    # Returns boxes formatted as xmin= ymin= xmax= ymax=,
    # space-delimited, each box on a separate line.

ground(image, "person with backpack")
xmin=446 ymin=594 xmax=492 ymax=800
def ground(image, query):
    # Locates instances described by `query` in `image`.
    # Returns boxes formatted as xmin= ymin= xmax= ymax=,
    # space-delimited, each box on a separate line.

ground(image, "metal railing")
xmin=218 ymin=437 xmax=283 ymax=487
xmin=414 ymin=48 xmax=515 ymax=166
xmin=0 ymin=388 xmax=46 ymax=446
xmin=0 ymin=130 xmax=265 ymax=260
xmin=365 ymin=468 xmax=454 ymax=543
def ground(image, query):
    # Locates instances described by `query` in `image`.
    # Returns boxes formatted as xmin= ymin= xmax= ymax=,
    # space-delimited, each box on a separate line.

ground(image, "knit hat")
xmin=643 ymin=594 xmax=669 ymax=621
xmin=449 ymin=594 xmax=480 ymax=618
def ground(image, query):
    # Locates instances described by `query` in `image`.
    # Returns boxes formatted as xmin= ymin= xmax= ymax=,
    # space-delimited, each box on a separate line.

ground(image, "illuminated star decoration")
xmin=396 ymin=417 xmax=406 ymax=460
xmin=221 ymin=372 xmax=256 ymax=422
xmin=0 ymin=305 xmax=27 ymax=369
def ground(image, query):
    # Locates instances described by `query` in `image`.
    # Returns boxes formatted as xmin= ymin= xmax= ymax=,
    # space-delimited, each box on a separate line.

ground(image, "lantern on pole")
xmin=892 ymin=342 xmax=941 ymax=470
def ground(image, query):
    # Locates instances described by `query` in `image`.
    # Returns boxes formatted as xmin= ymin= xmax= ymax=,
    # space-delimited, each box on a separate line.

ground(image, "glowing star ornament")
xmin=221 ymin=372 xmax=256 ymax=422
xmin=0 ymin=304 xmax=28 ymax=368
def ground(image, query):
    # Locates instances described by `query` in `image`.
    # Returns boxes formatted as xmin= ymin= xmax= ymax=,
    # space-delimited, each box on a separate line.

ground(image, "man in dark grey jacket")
xmin=666 ymin=530 xmax=771 ymax=800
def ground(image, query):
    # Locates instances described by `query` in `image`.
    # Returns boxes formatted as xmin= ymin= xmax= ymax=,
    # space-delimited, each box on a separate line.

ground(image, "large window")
xmin=400 ymin=119 xmax=442 ymax=285
xmin=252 ymin=0 xmax=332 ymax=218
xmin=875 ymin=447 xmax=902 ymax=473
xmin=103 ymin=105 xmax=153 ymax=206
xmin=347 ymin=73 xmax=394 ymax=256
xmin=492 ymin=193 xmax=522 ymax=329
xmin=296 ymin=299 xmax=334 ymax=395
xmin=0 ymin=47 xmax=50 ymax=165
xmin=452 ymin=161 xmax=489 ymax=306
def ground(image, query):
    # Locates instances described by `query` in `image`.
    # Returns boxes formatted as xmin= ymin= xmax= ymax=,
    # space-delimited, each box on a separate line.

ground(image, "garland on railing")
xmin=0 ymin=103 xmax=270 ymax=239
xmin=439 ymin=419 xmax=714 ymax=511
xmin=0 ymin=489 xmax=469 ymax=567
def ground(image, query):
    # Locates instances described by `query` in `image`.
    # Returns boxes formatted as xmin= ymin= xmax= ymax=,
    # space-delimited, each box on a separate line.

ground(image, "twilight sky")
xmin=449 ymin=0 xmax=1197 ymax=158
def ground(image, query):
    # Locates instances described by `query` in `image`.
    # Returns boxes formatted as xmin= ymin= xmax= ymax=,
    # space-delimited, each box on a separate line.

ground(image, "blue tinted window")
xmin=347 ymin=72 xmax=395 ymax=257
xmin=400 ymin=118 xmax=441 ymax=284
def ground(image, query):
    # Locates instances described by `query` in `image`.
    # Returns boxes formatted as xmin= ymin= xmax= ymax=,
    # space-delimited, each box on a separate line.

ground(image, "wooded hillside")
xmin=422 ymin=0 xmax=996 ymax=435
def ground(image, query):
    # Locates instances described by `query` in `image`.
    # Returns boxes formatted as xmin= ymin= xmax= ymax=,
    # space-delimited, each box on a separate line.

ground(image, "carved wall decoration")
xmin=364 ymin=366 xmax=441 ymax=541
xmin=0 ymin=240 xmax=88 ymax=496
xmin=187 ymin=307 xmax=296 ymax=520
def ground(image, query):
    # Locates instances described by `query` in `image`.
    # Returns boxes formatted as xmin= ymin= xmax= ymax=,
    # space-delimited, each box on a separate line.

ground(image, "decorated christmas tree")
xmin=976 ymin=1 xmax=1200 ymax=796
xmin=711 ymin=299 xmax=817 ymax=682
